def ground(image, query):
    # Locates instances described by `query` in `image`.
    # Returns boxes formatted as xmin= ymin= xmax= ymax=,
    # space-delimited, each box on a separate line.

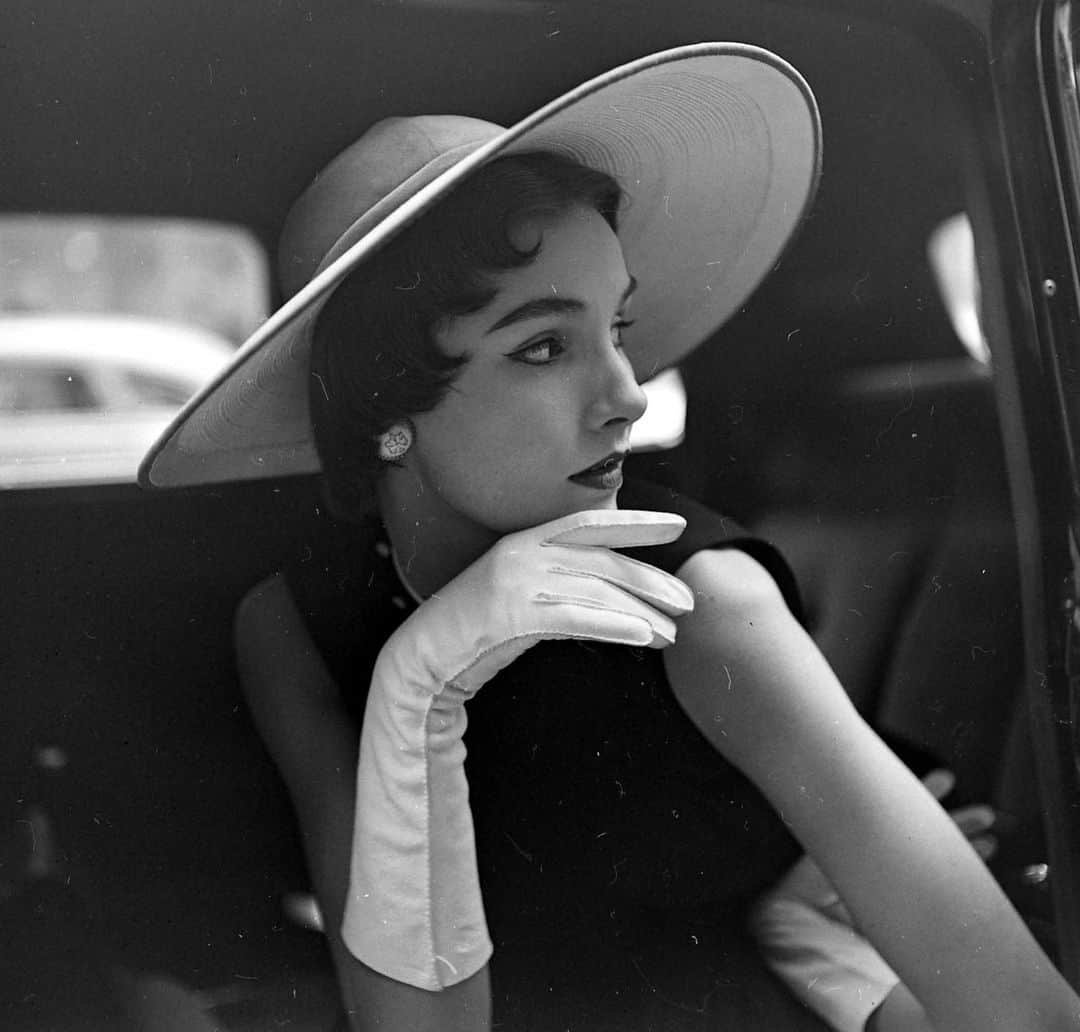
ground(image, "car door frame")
xmin=972 ymin=0 xmax=1080 ymax=988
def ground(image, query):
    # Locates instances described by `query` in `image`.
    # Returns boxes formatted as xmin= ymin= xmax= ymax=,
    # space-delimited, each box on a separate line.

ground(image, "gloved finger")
xmin=922 ymin=768 xmax=956 ymax=802
xmin=950 ymin=804 xmax=996 ymax=837
xmin=548 ymin=547 xmax=694 ymax=617
xmin=769 ymin=853 xmax=836 ymax=902
xmin=969 ymin=834 xmax=998 ymax=862
xmin=539 ymin=563 xmax=687 ymax=638
xmin=823 ymin=899 xmax=855 ymax=927
xmin=761 ymin=853 xmax=854 ymax=925
xmin=535 ymin=589 xmax=680 ymax=648
xmin=541 ymin=509 xmax=687 ymax=549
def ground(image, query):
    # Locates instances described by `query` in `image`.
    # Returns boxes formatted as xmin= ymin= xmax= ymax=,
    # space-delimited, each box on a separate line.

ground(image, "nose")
xmin=585 ymin=344 xmax=648 ymax=430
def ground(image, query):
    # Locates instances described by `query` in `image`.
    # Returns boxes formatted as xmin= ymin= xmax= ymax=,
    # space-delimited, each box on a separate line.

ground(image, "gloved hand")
xmin=749 ymin=896 xmax=901 ymax=1032
xmin=341 ymin=508 xmax=695 ymax=990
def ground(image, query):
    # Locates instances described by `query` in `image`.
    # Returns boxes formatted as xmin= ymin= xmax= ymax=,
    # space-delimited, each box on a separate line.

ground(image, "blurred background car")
xmin=0 ymin=314 xmax=235 ymax=487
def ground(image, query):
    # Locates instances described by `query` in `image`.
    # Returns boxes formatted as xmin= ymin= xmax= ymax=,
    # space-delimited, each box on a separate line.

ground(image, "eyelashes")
xmin=511 ymin=337 xmax=565 ymax=364
xmin=508 ymin=319 xmax=637 ymax=366
xmin=612 ymin=318 xmax=636 ymax=345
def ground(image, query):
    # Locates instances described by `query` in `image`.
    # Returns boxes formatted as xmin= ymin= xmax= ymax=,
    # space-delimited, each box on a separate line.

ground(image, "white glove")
xmin=749 ymin=896 xmax=900 ymax=1032
xmin=342 ymin=508 xmax=695 ymax=990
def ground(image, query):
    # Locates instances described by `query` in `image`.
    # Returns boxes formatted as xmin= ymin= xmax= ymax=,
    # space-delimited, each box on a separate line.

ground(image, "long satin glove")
xmin=750 ymin=895 xmax=900 ymax=1032
xmin=341 ymin=509 xmax=695 ymax=990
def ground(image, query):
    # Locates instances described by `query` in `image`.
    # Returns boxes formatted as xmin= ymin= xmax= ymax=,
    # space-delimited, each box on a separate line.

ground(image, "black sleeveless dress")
xmin=284 ymin=480 xmax=828 ymax=1030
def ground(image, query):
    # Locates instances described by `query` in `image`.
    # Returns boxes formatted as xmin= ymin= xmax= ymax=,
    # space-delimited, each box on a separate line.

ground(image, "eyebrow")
xmin=484 ymin=275 xmax=638 ymax=335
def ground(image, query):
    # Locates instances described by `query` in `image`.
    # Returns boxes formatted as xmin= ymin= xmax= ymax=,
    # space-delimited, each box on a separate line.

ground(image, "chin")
xmin=485 ymin=483 xmax=622 ymax=534
xmin=556 ymin=485 xmax=621 ymax=518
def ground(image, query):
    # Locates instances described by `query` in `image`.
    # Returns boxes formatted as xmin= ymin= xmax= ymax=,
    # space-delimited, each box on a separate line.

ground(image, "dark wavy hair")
xmin=308 ymin=150 xmax=623 ymax=521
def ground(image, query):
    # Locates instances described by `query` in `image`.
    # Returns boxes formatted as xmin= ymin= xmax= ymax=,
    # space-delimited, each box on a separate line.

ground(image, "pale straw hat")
xmin=140 ymin=43 xmax=821 ymax=489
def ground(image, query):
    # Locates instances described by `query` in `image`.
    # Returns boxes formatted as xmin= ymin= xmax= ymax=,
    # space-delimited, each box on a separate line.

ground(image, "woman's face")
xmin=400 ymin=204 xmax=647 ymax=539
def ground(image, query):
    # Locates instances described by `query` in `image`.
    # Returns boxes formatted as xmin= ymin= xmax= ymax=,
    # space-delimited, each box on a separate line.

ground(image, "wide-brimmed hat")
xmin=139 ymin=43 xmax=820 ymax=489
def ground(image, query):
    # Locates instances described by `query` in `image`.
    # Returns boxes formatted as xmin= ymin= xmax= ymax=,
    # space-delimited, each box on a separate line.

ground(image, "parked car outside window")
xmin=0 ymin=214 xmax=269 ymax=487
xmin=0 ymin=314 xmax=235 ymax=487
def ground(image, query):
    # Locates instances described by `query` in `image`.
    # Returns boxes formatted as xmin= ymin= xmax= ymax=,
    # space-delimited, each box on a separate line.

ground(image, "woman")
xmin=141 ymin=45 xmax=1079 ymax=1031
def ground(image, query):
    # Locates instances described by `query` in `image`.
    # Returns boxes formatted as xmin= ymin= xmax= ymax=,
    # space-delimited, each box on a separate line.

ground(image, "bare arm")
xmin=665 ymin=548 xmax=1079 ymax=1032
xmin=233 ymin=574 xmax=491 ymax=1031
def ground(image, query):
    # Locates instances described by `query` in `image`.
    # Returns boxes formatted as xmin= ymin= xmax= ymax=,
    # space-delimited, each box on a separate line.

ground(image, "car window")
xmin=0 ymin=363 xmax=97 ymax=412
xmin=119 ymin=370 xmax=195 ymax=408
xmin=0 ymin=216 xmax=270 ymax=487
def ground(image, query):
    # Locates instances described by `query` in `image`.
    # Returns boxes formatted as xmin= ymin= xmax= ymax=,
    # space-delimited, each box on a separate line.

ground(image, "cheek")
xmin=425 ymin=401 xmax=554 ymax=474
xmin=414 ymin=388 xmax=577 ymax=496
xmin=432 ymin=375 xmax=573 ymax=449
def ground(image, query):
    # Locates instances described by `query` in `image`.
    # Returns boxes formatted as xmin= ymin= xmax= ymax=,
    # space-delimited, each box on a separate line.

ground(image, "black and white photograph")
xmin=3 ymin=1 xmax=1080 ymax=1028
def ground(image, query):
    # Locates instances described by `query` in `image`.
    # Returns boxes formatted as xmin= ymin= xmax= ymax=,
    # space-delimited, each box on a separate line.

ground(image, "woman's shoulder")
xmin=619 ymin=477 xmax=803 ymax=622
xmin=233 ymin=572 xmax=325 ymax=675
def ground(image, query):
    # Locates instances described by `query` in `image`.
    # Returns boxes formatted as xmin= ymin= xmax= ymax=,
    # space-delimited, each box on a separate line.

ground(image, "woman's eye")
xmin=612 ymin=318 xmax=636 ymax=347
xmin=511 ymin=337 xmax=564 ymax=365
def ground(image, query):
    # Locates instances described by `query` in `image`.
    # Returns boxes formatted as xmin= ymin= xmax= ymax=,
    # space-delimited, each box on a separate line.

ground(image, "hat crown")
xmin=277 ymin=115 xmax=502 ymax=298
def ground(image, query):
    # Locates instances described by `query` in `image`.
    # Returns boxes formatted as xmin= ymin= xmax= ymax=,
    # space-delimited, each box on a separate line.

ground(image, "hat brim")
xmin=140 ymin=42 xmax=821 ymax=489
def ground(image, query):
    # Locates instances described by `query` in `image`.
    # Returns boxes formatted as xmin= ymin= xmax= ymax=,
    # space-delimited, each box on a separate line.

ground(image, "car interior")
xmin=3 ymin=0 xmax=1072 ymax=1027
